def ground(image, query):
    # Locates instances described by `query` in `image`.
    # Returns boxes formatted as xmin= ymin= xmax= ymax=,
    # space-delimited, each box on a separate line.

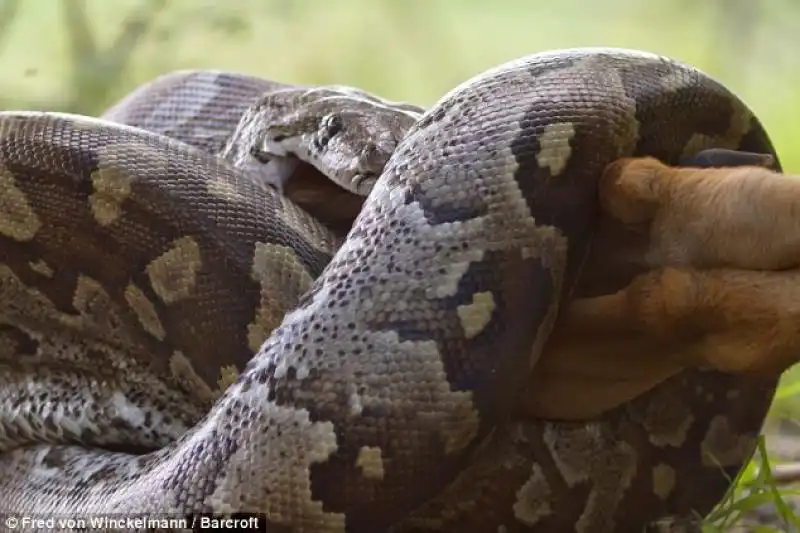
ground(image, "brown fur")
xmin=600 ymin=156 xmax=800 ymax=270
xmin=560 ymin=267 xmax=800 ymax=376
xmin=521 ymin=157 xmax=800 ymax=421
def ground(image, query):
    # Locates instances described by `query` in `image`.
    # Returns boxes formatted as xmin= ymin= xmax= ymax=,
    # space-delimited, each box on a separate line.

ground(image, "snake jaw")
xmin=240 ymin=154 xmax=300 ymax=194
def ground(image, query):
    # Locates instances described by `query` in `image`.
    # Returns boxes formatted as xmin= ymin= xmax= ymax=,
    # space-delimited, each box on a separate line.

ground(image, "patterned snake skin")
xmin=0 ymin=48 xmax=784 ymax=532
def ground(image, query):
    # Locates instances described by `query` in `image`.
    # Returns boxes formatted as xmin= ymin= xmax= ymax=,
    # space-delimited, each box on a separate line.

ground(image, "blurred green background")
xmin=3 ymin=0 xmax=800 ymax=424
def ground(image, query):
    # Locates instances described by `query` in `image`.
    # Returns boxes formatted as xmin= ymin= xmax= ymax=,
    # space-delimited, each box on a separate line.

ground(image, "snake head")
xmin=258 ymin=93 xmax=421 ymax=197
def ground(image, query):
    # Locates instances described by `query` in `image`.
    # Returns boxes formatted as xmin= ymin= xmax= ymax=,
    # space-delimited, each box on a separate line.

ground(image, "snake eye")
xmin=313 ymin=113 xmax=344 ymax=152
xmin=360 ymin=142 xmax=379 ymax=163
xmin=321 ymin=113 xmax=343 ymax=137
xmin=360 ymin=142 xmax=390 ymax=172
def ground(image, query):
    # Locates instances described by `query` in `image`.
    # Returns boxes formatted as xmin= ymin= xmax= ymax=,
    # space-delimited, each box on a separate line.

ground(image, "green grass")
xmin=704 ymin=440 xmax=800 ymax=531
xmin=2 ymin=0 xmax=800 ymax=528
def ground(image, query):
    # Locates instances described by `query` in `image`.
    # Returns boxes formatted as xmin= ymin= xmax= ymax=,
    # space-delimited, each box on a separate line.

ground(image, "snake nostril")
xmin=361 ymin=143 xmax=381 ymax=163
xmin=249 ymin=145 xmax=271 ymax=164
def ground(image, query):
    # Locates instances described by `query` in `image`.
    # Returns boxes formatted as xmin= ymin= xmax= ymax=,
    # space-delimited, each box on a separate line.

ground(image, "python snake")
xmin=0 ymin=48 xmax=783 ymax=532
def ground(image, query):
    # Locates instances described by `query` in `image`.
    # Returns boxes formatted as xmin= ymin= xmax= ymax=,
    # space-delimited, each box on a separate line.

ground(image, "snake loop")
xmin=0 ymin=48 xmax=781 ymax=532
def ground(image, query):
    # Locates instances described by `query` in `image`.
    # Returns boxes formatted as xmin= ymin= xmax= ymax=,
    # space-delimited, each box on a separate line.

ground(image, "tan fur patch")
xmin=456 ymin=291 xmax=496 ymax=339
xmin=89 ymin=167 xmax=131 ymax=226
xmin=146 ymin=236 xmax=202 ymax=304
xmin=355 ymin=446 xmax=385 ymax=480
xmin=0 ymin=167 xmax=41 ymax=241
xmin=124 ymin=283 xmax=166 ymax=341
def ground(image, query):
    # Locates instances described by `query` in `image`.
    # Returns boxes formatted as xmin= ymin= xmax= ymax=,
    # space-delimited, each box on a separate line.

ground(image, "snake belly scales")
xmin=0 ymin=48 xmax=783 ymax=532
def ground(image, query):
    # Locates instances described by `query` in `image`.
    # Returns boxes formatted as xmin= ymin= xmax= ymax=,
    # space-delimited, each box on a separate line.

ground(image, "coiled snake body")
xmin=0 ymin=48 xmax=782 ymax=532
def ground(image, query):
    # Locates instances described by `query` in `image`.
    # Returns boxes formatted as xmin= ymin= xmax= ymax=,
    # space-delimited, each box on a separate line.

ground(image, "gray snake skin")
xmin=0 ymin=48 xmax=784 ymax=532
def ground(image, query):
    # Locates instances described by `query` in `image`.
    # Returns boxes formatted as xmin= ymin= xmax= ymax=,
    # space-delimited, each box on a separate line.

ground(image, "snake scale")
xmin=0 ymin=48 xmax=784 ymax=532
